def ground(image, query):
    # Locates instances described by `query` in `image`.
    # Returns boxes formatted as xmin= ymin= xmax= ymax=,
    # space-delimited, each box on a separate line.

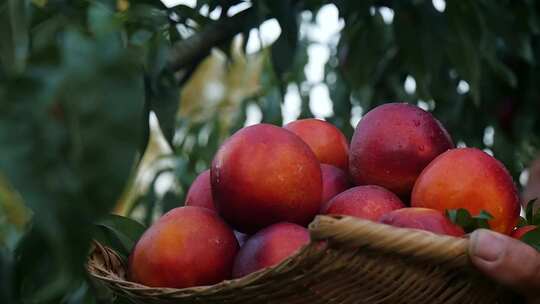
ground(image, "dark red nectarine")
xmin=321 ymin=164 xmax=351 ymax=207
xmin=129 ymin=206 xmax=239 ymax=288
xmin=211 ymin=124 xmax=322 ymax=233
xmin=185 ymin=169 xmax=215 ymax=211
xmin=232 ymin=222 xmax=309 ymax=278
xmin=284 ymin=119 xmax=349 ymax=170
xmin=379 ymin=207 xmax=465 ymax=237
xmin=349 ymin=103 xmax=453 ymax=197
xmin=320 ymin=185 xmax=405 ymax=221
xmin=411 ymin=148 xmax=520 ymax=235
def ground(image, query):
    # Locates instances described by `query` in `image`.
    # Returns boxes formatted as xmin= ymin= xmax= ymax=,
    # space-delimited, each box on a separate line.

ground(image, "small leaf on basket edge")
xmin=446 ymin=208 xmax=493 ymax=233
xmin=93 ymin=214 xmax=146 ymax=258
xmin=521 ymin=226 xmax=540 ymax=252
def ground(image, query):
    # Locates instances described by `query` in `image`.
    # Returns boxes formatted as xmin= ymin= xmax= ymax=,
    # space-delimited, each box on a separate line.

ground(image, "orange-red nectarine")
xmin=129 ymin=207 xmax=239 ymax=288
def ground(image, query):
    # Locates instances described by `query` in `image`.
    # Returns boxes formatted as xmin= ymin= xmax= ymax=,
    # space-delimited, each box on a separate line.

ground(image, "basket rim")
xmin=87 ymin=215 xmax=471 ymax=295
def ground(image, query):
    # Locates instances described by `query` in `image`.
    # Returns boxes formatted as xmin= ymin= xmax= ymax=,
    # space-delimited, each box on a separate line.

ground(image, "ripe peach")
xmin=232 ymin=222 xmax=309 ymax=278
xmin=184 ymin=170 xmax=215 ymax=211
xmin=129 ymin=206 xmax=239 ymax=288
xmin=320 ymin=185 xmax=405 ymax=221
xmin=511 ymin=225 xmax=537 ymax=240
xmin=349 ymin=103 xmax=453 ymax=197
xmin=411 ymin=148 xmax=520 ymax=235
xmin=379 ymin=207 xmax=465 ymax=237
xmin=212 ymin=124 xmax=322 ymax=233
xmin=321 ymin=164 xmax=351 ymax=206
xmin=284 ymin=119 xmax=349 ymax=170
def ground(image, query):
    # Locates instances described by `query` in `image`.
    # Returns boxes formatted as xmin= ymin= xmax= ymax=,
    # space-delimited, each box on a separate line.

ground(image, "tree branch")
xmin=167 ymin=7 xmax=260 ymax=71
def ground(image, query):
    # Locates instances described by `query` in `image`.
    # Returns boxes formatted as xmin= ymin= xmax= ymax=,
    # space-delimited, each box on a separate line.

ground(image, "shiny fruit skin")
xmin=185 ymin=170 xmax=215 ymax=211
xmin=232 ymin=222 xmax=310 ymax=278
xmin=349 ymin=103 xmax=454 ymax=197
xmin=379 ymin=207 xmax=465 ymax=237
xmin=212 ymin=124 xmax=322 ymax=233
xmin=284 ymin=119 xmax=349 ymax=170
xmin=129 ymin=206 xmax=239 ymax=288
xmin=321 ymin=164 xmax=351 ymax=207
xmin=321 ymin=185 xmax=405 ymax=221
xmin=411 ymin=148 xmax=520 ymax=235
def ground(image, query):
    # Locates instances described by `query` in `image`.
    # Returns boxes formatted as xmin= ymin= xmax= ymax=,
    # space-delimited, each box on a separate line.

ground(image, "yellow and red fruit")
xmin=411 ymin=148 xmax=520 ymax=235
xmin=284 ymin=119 xmax=349 ymax=170
xmin=129 ymin=206 xmax=239 ymax=288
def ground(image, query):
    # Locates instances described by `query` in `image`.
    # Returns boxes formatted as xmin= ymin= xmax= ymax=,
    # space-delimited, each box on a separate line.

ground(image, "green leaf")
xmin=170 ymin=4 xmax=214 ymax=27
xmin=532 ymin=213 xmax=540 ymax=226
xmin=485 ymin=54 xmax=517 ymax=88
xmin=473 ymin=211 xmax=493 ymax=229
xmin=445 ymin=208 xmax=493 ymax=233
xmin=475 ymin=210 xmax=495 ymax=220
xmin=525 ymin=198 xmax=538 ymax=224
xmin=147 ymin=71 xmax=180 ymax=148
xmin=31 ymin=0 xmax=47 ymax=8
xmin=94 ymin=214 xmax=146 ymax=258
xmin=268 ymin=0 xmax=299 ymax=81
xmin=446 ymin=0 xmax=483 ymax=106
xmin=1 ymin=23 xmax=146 ymax=301
xmin=0 ymin=0 xmax=30 ymax=74
xmin=144 ymin=34 xmax=181 ymax=148
xmin=521 ymin=227 xmax=540 ymax=252
xmin=518 ymin=216 xmax=529 ymax=228
xmin=445 ymin=209 xmax=459 ymax=224
xmin=0 ymin=248 xmax=15 ymax=303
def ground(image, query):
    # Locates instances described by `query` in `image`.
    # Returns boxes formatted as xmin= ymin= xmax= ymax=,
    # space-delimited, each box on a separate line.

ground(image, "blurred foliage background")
xmin=0 ymin=0 xmax=539 ymax=303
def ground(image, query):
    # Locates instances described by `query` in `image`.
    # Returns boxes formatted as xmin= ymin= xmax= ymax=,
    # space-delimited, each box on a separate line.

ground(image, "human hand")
xmin=469 ymin=229 xmax=540 ymax=303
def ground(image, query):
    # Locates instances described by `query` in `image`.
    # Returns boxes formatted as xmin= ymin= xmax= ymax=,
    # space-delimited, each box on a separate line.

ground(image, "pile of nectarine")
xmin=128 ymin=102 xmax=534 ymax=289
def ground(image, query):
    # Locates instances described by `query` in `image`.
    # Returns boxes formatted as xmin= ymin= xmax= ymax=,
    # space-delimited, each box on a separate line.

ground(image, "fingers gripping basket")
xmin=87 ymin=216 xmax=517 ymax=304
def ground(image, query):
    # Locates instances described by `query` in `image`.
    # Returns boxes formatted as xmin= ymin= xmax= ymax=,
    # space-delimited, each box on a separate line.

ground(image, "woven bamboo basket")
xmin=87 ymin=215 xmax=519 ymax=304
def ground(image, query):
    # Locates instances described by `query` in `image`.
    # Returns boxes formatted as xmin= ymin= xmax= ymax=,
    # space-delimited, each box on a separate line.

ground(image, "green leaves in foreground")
xmin=518 ymin=198 xmax=540 ymax=227
xmin=94 ymin=215 xmax=146 ymax=259
xmin=0 ymin=1 xmax=154 ymax=302
xmin=521 ymin=227 xmax=540 ymax=252
xmin=517 ymin=198 xmax=540 ymax=252
xmin=446 ymin=208 xmax=494 ymax=233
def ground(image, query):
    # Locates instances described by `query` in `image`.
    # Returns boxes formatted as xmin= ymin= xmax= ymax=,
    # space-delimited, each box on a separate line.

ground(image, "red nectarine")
xmin=129 ymin=206 xmax=239 ymax=288
xmin=232 ymin=222 xmax=309 ymax=278
xmin=185 ymin=169 xmax=215 ymax=211
xmin=212 ymin=124 xmax=322 ymax=233
xmin=349 ymin=103 xmax=453 ymax=197
xmin=320 ymin=185 xmax=405 ymax=221
xmin=321 ymin=164 xmax=351 ymax=206
xmin=284 ymin=119 xmax=349 ymax=170
xmin=411 ymin=148 xmax=520 ymax=235
xmin=379 ymin=207 xmax=465 ymax=237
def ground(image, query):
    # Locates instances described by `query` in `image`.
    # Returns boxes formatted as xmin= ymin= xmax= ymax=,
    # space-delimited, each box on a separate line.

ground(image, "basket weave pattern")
xmin=87 ymin=216 xmax=515 ymax=304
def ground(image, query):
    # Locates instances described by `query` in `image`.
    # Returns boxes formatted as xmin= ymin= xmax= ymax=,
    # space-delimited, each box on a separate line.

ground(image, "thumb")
xmin=469 ymin=229 xmax=540 ymax=301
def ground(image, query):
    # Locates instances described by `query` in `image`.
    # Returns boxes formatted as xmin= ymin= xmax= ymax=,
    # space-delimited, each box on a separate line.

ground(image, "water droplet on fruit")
xmin=413 ymin=120 xmax=421 ymax=127
xmin=419 ymin=145 xmax=425 ymax=152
